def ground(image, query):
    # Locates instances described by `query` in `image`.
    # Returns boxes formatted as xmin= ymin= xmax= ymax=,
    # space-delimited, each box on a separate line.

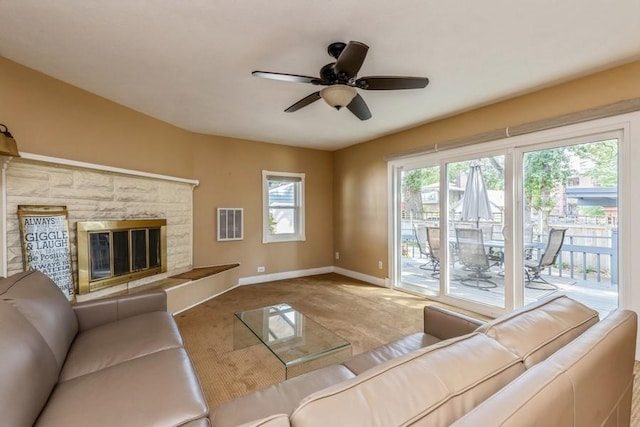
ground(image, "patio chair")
xmin=426 ymin=226 xmax=442 ymax=275
xmin=481 ymin=224 xmax=504 ymax=268
xmin=413 ymin=224 xmax=439 ymax=276
xmin=524 ymin=224 xmax=535 ymax=260
xmin=524 ymin=228 xmax=567 ymax=290
xmin=455 ymin=228 xmax=497 ymax=289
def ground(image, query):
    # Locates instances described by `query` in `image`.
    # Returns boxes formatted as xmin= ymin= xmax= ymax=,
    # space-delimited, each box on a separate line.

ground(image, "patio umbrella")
xmin=460 ymin=164 xmax=492 ymax=228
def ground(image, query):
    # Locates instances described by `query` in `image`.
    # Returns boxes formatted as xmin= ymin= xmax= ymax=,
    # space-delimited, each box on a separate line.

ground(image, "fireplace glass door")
xmin=89 ymin=228 xmax=161 ymax=281
xmin=78 ymin=219 xmax=167 ymax=294
xmin=89 ymin=232 xmax=111 ymax=281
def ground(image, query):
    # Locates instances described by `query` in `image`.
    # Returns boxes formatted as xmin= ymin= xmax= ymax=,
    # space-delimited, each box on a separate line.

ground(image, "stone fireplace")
xmin=76 ymin=219 xmax=167 ymax=294
xmin=3 ymin=154 xmax=197 ymax=299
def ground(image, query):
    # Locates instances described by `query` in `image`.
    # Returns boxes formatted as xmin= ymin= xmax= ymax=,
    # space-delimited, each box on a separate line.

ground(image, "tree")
xmin=479 ymin=157 xmax=505 ymax=191
xmin=577 ymin=139 xmax=618 ymax=187
xmin=402 ymin=167 xmax=438 ymax=219
xmin=447 ymin=158 xmax=504 ymax=191
xmin=524 ymin=148 xmax=572 ymax=233
xmin=578 ymin=206 xmax=605 ymax=217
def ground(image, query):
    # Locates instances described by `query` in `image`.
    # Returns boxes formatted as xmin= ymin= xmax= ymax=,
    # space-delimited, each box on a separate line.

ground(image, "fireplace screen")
xmin=77 ymin=219 xmax=167 ymax=294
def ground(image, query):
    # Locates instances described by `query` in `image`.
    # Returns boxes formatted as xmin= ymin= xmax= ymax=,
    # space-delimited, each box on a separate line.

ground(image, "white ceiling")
xmin=1 ymin=1 xmax=639 ymax=151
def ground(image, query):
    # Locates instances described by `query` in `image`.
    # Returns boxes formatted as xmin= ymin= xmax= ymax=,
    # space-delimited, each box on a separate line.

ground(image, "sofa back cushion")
xmin=0 ymin=300 xmax=59 ymax=427
xmin=213 ymin=364 xmax=355 ymax=427
xmin=423 ymin=305 xmax=486 ymax=340
xmin=236 ymin=414 xmax=291 ymax=427
xmin=289 ymin=333 xmax=524 ymax=427
xmin=475 ymin=295 xmax=598 ymax=368
xmin=452 ymin=309 xmax=637 ymax=426
xmin=0 ymin=271 xmax=78 ymax=370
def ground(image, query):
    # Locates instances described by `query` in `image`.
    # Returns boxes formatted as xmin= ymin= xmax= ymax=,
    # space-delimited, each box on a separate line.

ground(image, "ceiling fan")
xmin=252 ymin=41 xmax=429 ymax=121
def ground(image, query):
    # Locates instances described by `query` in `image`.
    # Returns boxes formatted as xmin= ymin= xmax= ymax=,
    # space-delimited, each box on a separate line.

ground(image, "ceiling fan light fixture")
xmin=320 ymin=85 xmax=357 ymax=110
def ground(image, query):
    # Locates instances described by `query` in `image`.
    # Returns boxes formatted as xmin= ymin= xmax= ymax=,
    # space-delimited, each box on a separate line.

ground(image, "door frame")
xmin=389 ymin=113 xmax=634 ymax=319
xmin=439 ymin=149 xmax=512 ymax=316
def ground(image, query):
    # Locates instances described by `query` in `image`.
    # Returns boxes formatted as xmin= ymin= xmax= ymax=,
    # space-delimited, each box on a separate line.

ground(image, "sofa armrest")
xmin=72 ymin=290 xmax=167 ymax=331
xmin=423 ymin=305 xmax=486 ymax=340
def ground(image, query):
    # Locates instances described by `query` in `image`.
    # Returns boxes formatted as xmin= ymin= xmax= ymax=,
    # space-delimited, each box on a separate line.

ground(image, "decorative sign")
xmin=18 ymin=205 xmax=74 ymax=299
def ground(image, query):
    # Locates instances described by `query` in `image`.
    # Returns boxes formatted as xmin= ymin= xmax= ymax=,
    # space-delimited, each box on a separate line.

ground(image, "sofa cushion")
xmin=184 ymin=419 xmax=219 ymax=427
xmin=213 ymin=364 xmax=355 ymax=427
xmin=0 ymin=270 xmax=78 ymax=371
xmin=72 ymin=290 xmax=168 ymax=331
xmin=342 ymin=306 xmax=488 ymax=376
xmin=0 ymin=301 xmax=60 ymax=427
xmin=237 ymin=414 xmax=291 ymax=427
xmin=475 ymin=295 xmax=599 ymax=368
xmin=342 ymin=331 xmax=440 ymax=375
xmin=454 ymin=362 xmax=575 ymax=427
xmin=423 ymin=305 xmax=486 ymax=340
xmin=452 ymin=309 xmax=637 ymax=427
xmin=59 ymin=311 xmax=184 ymax=381
xmin=35 ymin=347 xmax=209 ymax=427
xmin=289 ymin=333 xmax=524 ymax=427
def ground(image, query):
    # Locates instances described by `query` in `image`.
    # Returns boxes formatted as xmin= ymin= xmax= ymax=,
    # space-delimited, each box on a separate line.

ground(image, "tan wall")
xmin=333 ymin=60 xmax=640 ymax=279
xmin=0 ymin=56 xmax=333 ymax=279
xmin=0 ymin=57 xmax=195 ymax=178
xmin=5 ymin=52 xmax=640 ymax=283
xmin=191 ymin=135 xmax=333 ymax=276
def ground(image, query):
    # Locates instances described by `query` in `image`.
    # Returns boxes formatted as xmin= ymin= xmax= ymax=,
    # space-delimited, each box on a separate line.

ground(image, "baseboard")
xmin=332 ymin=267 xmax=387 ymax=287
xmin=239 ymin=266 xmax=334 ymax=285
xmin=239 ymin=266 xmax=387 ymax=288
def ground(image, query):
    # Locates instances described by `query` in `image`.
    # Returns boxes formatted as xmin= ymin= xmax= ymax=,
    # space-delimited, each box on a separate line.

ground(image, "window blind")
xmin=386 ymin=97 xmax=640 ymax=161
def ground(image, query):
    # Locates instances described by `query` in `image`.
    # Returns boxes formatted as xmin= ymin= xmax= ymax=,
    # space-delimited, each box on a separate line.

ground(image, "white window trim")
xmin=262 ymin=170 xmax=306 ymax=243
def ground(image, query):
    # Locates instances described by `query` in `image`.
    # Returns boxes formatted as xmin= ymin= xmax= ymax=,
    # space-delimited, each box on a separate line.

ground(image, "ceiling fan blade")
xmin=252 ymin=71 xmax=321 ymax=85
xmin=334 ymin=41 xmax=369 ymax=78
xmin=285 ymin=91 xmax=322 ymax=112
xmin=346 ymin=93 xmax=372 ymax=121
xmin=357 ymin=76 xmax=429 ymax=90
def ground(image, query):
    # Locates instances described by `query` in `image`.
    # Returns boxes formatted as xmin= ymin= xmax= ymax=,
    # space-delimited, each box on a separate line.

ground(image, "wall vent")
xmin=218 ymin=208 xmax=243 ymax=241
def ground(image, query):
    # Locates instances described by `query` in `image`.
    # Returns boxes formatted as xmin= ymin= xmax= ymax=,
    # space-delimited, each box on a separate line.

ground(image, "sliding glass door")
xmin=445 ymin=154 xmax=506 ymax=310
xmin=397 ymin=165 xmax=441 ymax=296
xmin=520 ymin=135 xmax=619 ymax=316
xmin=394 ymin=150 xmax=510 ymax=314
xmin=392 ymin=128 xmax=621 ymax=318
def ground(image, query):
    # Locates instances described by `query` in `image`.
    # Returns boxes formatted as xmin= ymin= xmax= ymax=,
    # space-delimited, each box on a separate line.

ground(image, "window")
xmin=262 ymin=171 xmax=305 ymax=243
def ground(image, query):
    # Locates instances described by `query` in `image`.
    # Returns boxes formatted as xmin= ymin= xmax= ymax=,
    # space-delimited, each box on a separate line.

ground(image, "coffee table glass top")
xmin=233 ymin=303 xmax=350 ymax=368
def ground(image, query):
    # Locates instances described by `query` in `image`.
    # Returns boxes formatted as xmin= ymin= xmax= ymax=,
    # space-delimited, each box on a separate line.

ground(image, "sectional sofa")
xmin=1 ymin=268 xmax=637 ymax=426
xmin=213 ymin=295 xmax=637 ymax=427
xmin=0 ymin=270 xmax=209 ymax=426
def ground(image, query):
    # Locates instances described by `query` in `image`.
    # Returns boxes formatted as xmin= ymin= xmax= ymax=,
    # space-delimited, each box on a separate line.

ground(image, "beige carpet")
xmin=175 ymin=272 xmax=640 ymax=420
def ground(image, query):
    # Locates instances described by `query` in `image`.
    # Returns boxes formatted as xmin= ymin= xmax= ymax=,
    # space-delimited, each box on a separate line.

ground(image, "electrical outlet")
xmin=378 ymin=260 xmax=383 ymax=270
xmin=257 ymin=266 xmax=265 ymax=273
xmin=335 ymin=252 xmax=340 ymax=260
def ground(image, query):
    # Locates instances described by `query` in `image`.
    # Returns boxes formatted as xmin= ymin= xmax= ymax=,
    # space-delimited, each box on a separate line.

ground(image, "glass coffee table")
xmin=233 ymin=303 xmax=352 ymax=378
